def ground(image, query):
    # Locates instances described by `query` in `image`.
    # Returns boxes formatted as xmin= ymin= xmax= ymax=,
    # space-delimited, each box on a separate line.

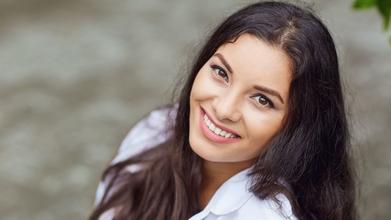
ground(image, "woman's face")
xmin=189 ymin=33 xmax=292 ymax=166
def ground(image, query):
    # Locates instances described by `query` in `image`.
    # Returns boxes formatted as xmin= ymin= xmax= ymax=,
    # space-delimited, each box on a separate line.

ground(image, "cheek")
xmin=191 ymin=70 xmax=204 ymax=94
xmin=191 ymin=69 xmax=217 ymax=100
xmin=245 ymin=113 xmax=284 ymax=150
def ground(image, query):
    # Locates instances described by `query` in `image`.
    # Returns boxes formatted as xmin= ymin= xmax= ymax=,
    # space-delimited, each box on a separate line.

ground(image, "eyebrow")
xmin=213 ymin=52 xmax=285 ymax=104
xmin=214 ymin=53 xmax=233 ymax=73
xmin=254 ymin=85 xmax=285 ymax=104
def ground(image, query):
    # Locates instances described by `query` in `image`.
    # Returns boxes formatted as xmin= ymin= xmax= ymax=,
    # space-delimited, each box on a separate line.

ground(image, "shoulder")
xmin=111 ymin=104 xmax=177 ymax=164
xmin=235 ymin=193 xmax=297 ymax=220
xmin=93 ymin=104 xmax=177 ymax=207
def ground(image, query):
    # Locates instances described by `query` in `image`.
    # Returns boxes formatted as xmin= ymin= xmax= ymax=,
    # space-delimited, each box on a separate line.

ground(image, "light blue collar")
xmin=199 ymin=165 xmax=255 ymax=216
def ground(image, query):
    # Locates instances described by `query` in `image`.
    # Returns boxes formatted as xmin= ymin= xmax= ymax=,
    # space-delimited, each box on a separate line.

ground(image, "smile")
xmin=199 ymin=107 xmax=241 ymax=144
xmin=203 ymin=114 xmax=238 ymax=138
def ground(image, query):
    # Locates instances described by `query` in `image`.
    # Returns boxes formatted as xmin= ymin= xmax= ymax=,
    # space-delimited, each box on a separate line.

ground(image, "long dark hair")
xmin=90 ymin=1 xmax=357 ymax=219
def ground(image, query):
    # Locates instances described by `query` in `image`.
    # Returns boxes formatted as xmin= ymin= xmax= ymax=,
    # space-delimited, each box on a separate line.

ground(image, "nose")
xmin=211 ymin=91 xmax=242 ymax=122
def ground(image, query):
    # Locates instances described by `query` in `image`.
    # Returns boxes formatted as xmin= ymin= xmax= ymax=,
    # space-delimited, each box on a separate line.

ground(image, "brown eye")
xmin=211 ymin=65 xmax=228 ymax=82
xmin=252 ymin=94 xmax=275 ymax=108
xmin=257 ymin=96 xmax=268 ymax=105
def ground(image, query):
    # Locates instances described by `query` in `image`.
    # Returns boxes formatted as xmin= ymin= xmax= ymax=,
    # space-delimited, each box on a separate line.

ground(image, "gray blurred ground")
xmin=0 ymin=0 xmax=390 ymax=219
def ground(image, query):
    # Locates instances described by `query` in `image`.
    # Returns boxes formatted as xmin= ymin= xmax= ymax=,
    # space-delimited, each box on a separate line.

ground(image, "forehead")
xmin=214 ymin=34 xmax=292 ymax=96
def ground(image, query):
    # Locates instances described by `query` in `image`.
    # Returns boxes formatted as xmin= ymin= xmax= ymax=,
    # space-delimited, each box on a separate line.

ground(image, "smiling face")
xmin=189 ymin=33 xmax=292 ymax=167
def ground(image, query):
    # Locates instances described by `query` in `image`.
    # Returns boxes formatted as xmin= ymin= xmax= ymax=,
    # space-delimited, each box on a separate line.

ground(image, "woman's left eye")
xmin=252 ymin=94 xmax=275 ymax=108
xmin=211 ymin=65 xmax=228 ymax=82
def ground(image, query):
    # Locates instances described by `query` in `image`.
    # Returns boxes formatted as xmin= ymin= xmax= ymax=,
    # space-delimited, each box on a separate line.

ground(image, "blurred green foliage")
xmin=353 ymin=0 xmax=391 ymax=44
xmin=353 ymin=0 xmax=391 ymax=30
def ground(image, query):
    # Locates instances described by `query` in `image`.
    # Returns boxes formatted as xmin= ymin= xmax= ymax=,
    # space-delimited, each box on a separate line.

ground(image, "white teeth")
xmin=203 ymin=114 xmax=237 ymax=138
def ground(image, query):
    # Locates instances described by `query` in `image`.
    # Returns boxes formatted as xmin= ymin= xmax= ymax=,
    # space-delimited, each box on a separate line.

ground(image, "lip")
xmin=199 ymin=107 xmax=241 ymax=144
xmin=201 ymin=107 xmax=241 ymax=137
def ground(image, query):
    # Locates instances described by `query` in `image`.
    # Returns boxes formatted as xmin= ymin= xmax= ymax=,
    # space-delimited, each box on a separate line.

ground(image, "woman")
xmin=90 ymin=1 xmax=357 ymax=220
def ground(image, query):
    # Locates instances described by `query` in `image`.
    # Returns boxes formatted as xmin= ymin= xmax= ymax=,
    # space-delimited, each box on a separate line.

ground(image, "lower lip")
xmin=199 ymin=107 xmax=241 ymax=144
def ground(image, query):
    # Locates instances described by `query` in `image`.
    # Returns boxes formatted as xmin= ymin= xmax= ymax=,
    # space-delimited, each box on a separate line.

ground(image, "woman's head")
xmin=179 ymin=1 xmax=343 ymax=169
xmin=189 ymin=33 xmax=292 ymax=166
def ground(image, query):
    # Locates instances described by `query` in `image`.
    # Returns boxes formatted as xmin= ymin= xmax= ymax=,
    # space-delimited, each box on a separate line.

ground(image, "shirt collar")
xmin=203 ymin=165 xmax=255 ymax=216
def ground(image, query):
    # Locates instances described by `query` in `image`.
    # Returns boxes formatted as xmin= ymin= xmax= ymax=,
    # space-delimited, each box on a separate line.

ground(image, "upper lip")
xmin=201 ymin=107 xmax=241 ymax=137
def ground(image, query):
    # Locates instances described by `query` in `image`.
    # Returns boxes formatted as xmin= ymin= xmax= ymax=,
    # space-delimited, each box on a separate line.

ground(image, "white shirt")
xmin=94 ymin=105 xmax=297 ymax=220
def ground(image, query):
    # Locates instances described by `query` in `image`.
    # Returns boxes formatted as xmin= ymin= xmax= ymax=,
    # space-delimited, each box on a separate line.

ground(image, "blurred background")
xmin=0 ymin=0 xmax=390 ymax=219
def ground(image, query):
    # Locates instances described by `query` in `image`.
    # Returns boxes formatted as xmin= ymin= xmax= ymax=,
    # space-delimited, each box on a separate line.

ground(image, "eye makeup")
xmin=208 ymin=63 xmax=275 ymax=109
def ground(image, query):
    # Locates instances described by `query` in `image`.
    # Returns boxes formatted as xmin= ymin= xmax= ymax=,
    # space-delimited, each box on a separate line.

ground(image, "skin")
xmin=188 ymin=33 xmax=292 ymax=208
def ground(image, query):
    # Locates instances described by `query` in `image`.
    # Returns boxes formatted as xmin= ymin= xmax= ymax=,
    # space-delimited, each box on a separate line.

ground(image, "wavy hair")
xmin=90 ymin=1 xmax=357 ymax=219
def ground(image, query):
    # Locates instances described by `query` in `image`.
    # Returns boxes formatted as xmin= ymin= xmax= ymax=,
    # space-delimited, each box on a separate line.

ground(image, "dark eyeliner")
xmin=252 ymin=93 xmax=275 ymax=108
xmin=210 ymin=64 xmax=228 ymax=81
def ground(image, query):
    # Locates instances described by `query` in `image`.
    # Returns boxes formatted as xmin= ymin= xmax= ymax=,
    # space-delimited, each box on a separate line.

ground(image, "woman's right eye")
xmin=210 ymin=64 xmax=229 ymax=82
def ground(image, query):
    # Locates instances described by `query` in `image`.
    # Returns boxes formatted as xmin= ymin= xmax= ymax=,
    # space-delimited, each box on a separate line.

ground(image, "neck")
xmin=201 ymin=159 xmax=254 ymax=187
xmin=198 ymin=158 xmax=256 ymax=208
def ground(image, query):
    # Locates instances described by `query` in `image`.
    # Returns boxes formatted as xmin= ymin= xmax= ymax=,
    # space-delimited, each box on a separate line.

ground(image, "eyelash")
xmin=211 ymin=64 xmax=228 ymax=81
xmin=251 ymin=93 xmax=275 ymax=108
xmin=210 ymin=64 xmax=275 ymax=109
